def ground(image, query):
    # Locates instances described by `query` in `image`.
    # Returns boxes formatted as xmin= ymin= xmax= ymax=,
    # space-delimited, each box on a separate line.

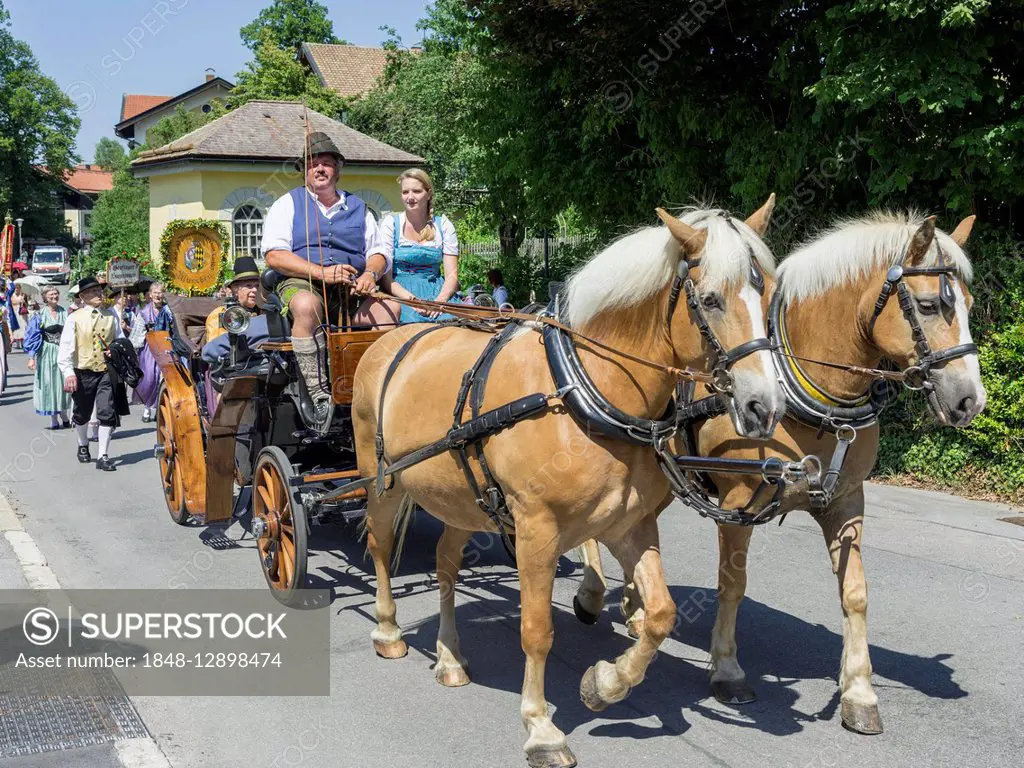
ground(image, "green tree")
xmin=240 ymin=0 xmax=342 ymax=53
xmin=0 ymin=0 xmax=79 ymax=240
xmin=83 ymin=166 xmax=150 ymax=277
xmin=93 ymin=137 xmax=127 ymax=171
xmin=346 ymin=11 xmax=532 ymax=261
xmin=230 ymin=33 xmax=348 ymax=116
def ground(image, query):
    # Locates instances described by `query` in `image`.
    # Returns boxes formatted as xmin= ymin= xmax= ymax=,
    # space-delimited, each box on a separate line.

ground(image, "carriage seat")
xmin=166 ymin=295 xmax=225 ymax=358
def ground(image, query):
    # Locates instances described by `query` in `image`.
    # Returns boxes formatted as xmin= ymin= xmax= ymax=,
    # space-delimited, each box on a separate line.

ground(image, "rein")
xmin=367 ymin=290 xmax=721 ymax=385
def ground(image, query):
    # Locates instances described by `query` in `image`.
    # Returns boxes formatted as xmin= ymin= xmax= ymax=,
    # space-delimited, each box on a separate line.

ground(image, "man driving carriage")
xmin=261 ymin=131 xmax=394 ymax=421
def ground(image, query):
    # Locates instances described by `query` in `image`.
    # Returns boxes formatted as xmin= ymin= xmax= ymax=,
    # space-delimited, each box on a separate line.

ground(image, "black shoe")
xmin=59 ymin=420 xmax=71 ymax=429
xmin=96 ymin=456 xmax=116 ymax=472
xmin=77 ymin=446 xmax=91 ymax=464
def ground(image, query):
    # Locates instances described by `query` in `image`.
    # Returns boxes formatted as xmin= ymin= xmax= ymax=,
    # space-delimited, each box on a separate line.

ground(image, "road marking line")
xmin=0 ymin=488 xmax=174 ymax=768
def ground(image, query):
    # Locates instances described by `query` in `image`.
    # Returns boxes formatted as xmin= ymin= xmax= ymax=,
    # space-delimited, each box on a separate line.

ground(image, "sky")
xmin=6 ymin=0 xmax=431 ymax=162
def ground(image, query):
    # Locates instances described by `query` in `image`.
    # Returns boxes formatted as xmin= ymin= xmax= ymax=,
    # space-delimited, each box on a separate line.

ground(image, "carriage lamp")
xmin=221 ymin=305 xmax=251 ymax=335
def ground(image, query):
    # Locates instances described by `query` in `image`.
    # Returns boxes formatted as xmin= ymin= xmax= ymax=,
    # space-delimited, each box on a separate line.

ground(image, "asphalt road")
xmin=1 ymin=345 xmax=1023 ymax=768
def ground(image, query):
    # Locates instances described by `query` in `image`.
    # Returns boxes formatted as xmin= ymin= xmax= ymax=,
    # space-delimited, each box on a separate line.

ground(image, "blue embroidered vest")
xmin=288 ymin=187 xmax=367 ymax=269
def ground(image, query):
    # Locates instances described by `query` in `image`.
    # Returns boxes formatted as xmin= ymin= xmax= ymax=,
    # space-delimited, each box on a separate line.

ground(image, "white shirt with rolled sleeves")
xmin=57 ymin=308 xmax=125 ymax=380
xmin=260 ymin=187 xmax=391 ymax=273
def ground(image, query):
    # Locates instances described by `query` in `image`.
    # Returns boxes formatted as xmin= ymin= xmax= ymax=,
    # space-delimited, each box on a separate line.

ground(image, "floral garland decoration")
xmin=158 ymin=218 xmax=231 ymax=296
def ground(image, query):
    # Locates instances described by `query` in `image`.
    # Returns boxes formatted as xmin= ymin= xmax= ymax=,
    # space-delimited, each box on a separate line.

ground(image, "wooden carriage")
xmin=150 ymin=289 xmax=390 ymax=605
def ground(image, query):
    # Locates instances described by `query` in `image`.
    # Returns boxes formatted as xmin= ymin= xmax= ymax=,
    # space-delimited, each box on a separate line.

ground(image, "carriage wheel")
xmin=252 ymin=446 xmax=309 ymax=607
xmin=155 ymin=385 xmax=189 ymax=525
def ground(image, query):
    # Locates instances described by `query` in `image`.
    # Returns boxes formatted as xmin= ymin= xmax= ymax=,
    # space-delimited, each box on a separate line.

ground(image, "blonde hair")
xmin=398 ymin=168 xmax=436 ymax=242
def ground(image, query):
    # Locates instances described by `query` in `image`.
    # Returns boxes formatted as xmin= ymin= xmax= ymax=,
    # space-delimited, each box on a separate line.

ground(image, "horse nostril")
xmin=745 ymin=398 xmax=769 ymax=425
xmin=957 ymin=396 xmax=976 ymax=419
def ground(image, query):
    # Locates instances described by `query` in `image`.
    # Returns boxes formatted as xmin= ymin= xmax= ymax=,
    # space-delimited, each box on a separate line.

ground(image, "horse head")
xmin=865 ymin=215 xmax=986 ymax=427
xmin=657 ymin=197 xmax=785 ymax=439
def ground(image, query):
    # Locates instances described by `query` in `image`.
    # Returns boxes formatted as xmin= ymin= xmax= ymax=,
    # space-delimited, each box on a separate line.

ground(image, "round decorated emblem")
xmin=164 ymin=225 xmax=224 ymax=293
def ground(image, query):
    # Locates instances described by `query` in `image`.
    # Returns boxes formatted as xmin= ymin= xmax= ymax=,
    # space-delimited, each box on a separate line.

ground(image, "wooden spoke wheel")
xmin=156 ymin=384 xmax=189 ymax=525
xmin=252 ymin=447 xmax=309 ymax=606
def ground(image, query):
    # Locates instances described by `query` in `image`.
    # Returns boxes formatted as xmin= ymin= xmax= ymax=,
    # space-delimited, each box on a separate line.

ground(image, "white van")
xmin=31 ymin=246 xmax=71 ymax=284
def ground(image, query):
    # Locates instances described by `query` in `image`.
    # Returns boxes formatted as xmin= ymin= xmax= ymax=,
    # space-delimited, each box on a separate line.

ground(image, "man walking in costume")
xmin=261 ymin=131 xmax=392 ymax=424
xmin=57 ymin=275 xmax=123 ymax=471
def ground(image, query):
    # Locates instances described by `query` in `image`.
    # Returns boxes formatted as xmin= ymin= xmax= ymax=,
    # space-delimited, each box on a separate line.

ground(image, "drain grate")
xmin=0 ymin=665 xmax=147 ymax=757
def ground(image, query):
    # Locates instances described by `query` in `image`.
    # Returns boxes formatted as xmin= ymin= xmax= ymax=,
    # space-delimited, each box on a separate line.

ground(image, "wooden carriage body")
xmin=151 ymin=294 xmax=389 ymax=529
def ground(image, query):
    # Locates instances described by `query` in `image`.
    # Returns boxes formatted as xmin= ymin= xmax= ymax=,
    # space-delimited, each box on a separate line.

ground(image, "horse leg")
xmin=518 ymin=520 xmax=576 ymax=768
xmin=709 ymin=522 xmax=756 ymax=704
xmin=617 ymin=494 xmax=673 ymax=638
xmin=579 ymin=513 xmax=676 ymax=712
xmin=572 ymin=538 xmax=606 ymax=625
xmin=818 ymin=487 xmax=883 ymax=734
xmin=365 ymin=492 xmax=409 ymax=659
xmin=435 ymin=524 xmax=472 ymax=687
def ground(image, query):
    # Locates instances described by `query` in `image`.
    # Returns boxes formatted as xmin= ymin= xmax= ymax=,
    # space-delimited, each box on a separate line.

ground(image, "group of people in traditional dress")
xmin=0 ymin=270 xmax=174 ymax=472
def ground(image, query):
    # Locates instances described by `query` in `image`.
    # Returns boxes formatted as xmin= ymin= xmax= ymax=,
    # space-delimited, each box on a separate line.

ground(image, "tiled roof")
xmin=131 ymin=100 xmax=423 ymax=167
xmin=64 ymin=165 xmax=114 ymax=194
xmin=301 ymin=43 xmax=391 ymax=98
xmin=35 ymin=164 xmax=115 ymax=195
xmin=121 ymin=94 xmax=172 ymax=122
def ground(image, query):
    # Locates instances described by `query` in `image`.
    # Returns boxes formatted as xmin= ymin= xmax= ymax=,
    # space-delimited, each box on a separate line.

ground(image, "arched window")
xmin=233 ymin=205 xmax=263 ymax=260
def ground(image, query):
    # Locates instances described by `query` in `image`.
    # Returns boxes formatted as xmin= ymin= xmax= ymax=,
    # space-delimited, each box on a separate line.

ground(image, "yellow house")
xmin=130 ymin=100 xmax=424 ymax=267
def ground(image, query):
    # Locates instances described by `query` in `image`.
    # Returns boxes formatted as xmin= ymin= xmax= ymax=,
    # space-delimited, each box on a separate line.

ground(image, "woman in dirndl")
xmin=23 ymin=285 xmax=71 ymax=428
xmin=129 ymin=281 xmax=174 ymax=422
xmin=379 ymin=168 xmax=460 ymax=323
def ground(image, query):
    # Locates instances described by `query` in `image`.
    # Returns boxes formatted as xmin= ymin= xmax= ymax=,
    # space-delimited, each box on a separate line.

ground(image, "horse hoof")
xmin=711 ymin=678 xmax=757 ymax=705
xmin=526 ymin=745 xmax=577 ymax=768
xmin=841 ymin=700 xmax=884 ymax=735
xmin=573 ymin=594 xmax=600 ymax=625
xmin=435 ymin=663 xmax=471 ymax=687
xmin=579 ymin=665 xmax=610 ymax=712
xmin=373 ymin=638 xmax=408 ymax=659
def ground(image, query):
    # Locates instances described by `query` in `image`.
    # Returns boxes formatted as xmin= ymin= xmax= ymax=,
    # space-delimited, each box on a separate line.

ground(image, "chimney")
xmin=205 ymin=67 xmax=216 ymax=82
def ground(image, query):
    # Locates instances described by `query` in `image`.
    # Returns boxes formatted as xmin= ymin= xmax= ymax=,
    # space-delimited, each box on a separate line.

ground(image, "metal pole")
xmin=14 ymin=218 xmax=23 ymax=261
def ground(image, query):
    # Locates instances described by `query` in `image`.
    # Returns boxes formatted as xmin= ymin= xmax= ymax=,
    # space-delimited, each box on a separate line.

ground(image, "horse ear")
xmin=655 ymin=208 xmax=707 ymax=258
xmin=744 ymin=193 xmax=776 ymax=236
xmin=904 ymin=216 xmax=937 ymax=266
xmin=948 ymin=214 xmax=976 ymax=247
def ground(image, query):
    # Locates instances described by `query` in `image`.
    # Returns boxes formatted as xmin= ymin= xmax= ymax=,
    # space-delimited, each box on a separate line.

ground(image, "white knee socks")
xmin=76 ymin=425 xmax=89 ymax=447
xmin=98 ymin=426 xmax=113 ymax=458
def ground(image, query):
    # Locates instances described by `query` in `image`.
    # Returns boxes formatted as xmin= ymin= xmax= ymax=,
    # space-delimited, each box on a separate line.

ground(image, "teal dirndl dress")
xmin=391 ymin=215 xmax=456 ymax=324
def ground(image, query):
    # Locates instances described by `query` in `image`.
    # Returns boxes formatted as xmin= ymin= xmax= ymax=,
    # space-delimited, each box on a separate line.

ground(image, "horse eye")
xmin=702 ymin=293 xmax=723 ymax=311
xmin=916 ymin=298 xmax=938 ymax=315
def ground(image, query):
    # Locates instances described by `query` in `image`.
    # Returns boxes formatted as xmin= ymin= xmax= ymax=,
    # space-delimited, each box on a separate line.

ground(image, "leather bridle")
xmin=667 ymin=253 xmax=773 ymax=395
xmin=866 ymin=244 xmax=978 ymax=392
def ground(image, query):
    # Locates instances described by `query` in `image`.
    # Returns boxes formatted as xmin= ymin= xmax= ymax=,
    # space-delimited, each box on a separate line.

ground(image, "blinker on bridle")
xmin=866 ymin=243 xmax=978 ymax=390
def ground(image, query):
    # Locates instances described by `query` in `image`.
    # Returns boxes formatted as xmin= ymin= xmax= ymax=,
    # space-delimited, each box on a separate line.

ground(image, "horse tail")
xmin=391 ymin=494 xmax=416 ymax=573
xmin=357 ymin=493 xmax=416 ymax=574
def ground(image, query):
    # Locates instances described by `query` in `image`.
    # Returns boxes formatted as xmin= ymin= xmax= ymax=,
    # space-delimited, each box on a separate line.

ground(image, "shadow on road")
xmin=287 ymin=510 xmax=968 ymax=742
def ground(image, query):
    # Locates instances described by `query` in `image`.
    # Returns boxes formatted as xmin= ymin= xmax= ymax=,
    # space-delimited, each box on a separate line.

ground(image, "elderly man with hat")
xmin=261 ymin=131 xmax=393 ymax=423
xmin=56 ymin=275 xmax=124 ymax=471
xmin=205 ymin=255 xmax=262 ymax=343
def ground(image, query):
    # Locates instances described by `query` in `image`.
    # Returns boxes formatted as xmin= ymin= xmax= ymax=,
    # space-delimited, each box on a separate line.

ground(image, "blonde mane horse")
xmin=575 ymin=212 xmax=985 ymax=736
xmin=351 ymin=200 xmax=784 ymax=768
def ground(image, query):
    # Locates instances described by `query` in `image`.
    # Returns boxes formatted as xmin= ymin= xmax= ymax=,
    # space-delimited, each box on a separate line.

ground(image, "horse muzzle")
xmin=927 ymin=370 xmax=987 ymax=428
xmin=729 ymin=371 xmax=786 ymax=439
